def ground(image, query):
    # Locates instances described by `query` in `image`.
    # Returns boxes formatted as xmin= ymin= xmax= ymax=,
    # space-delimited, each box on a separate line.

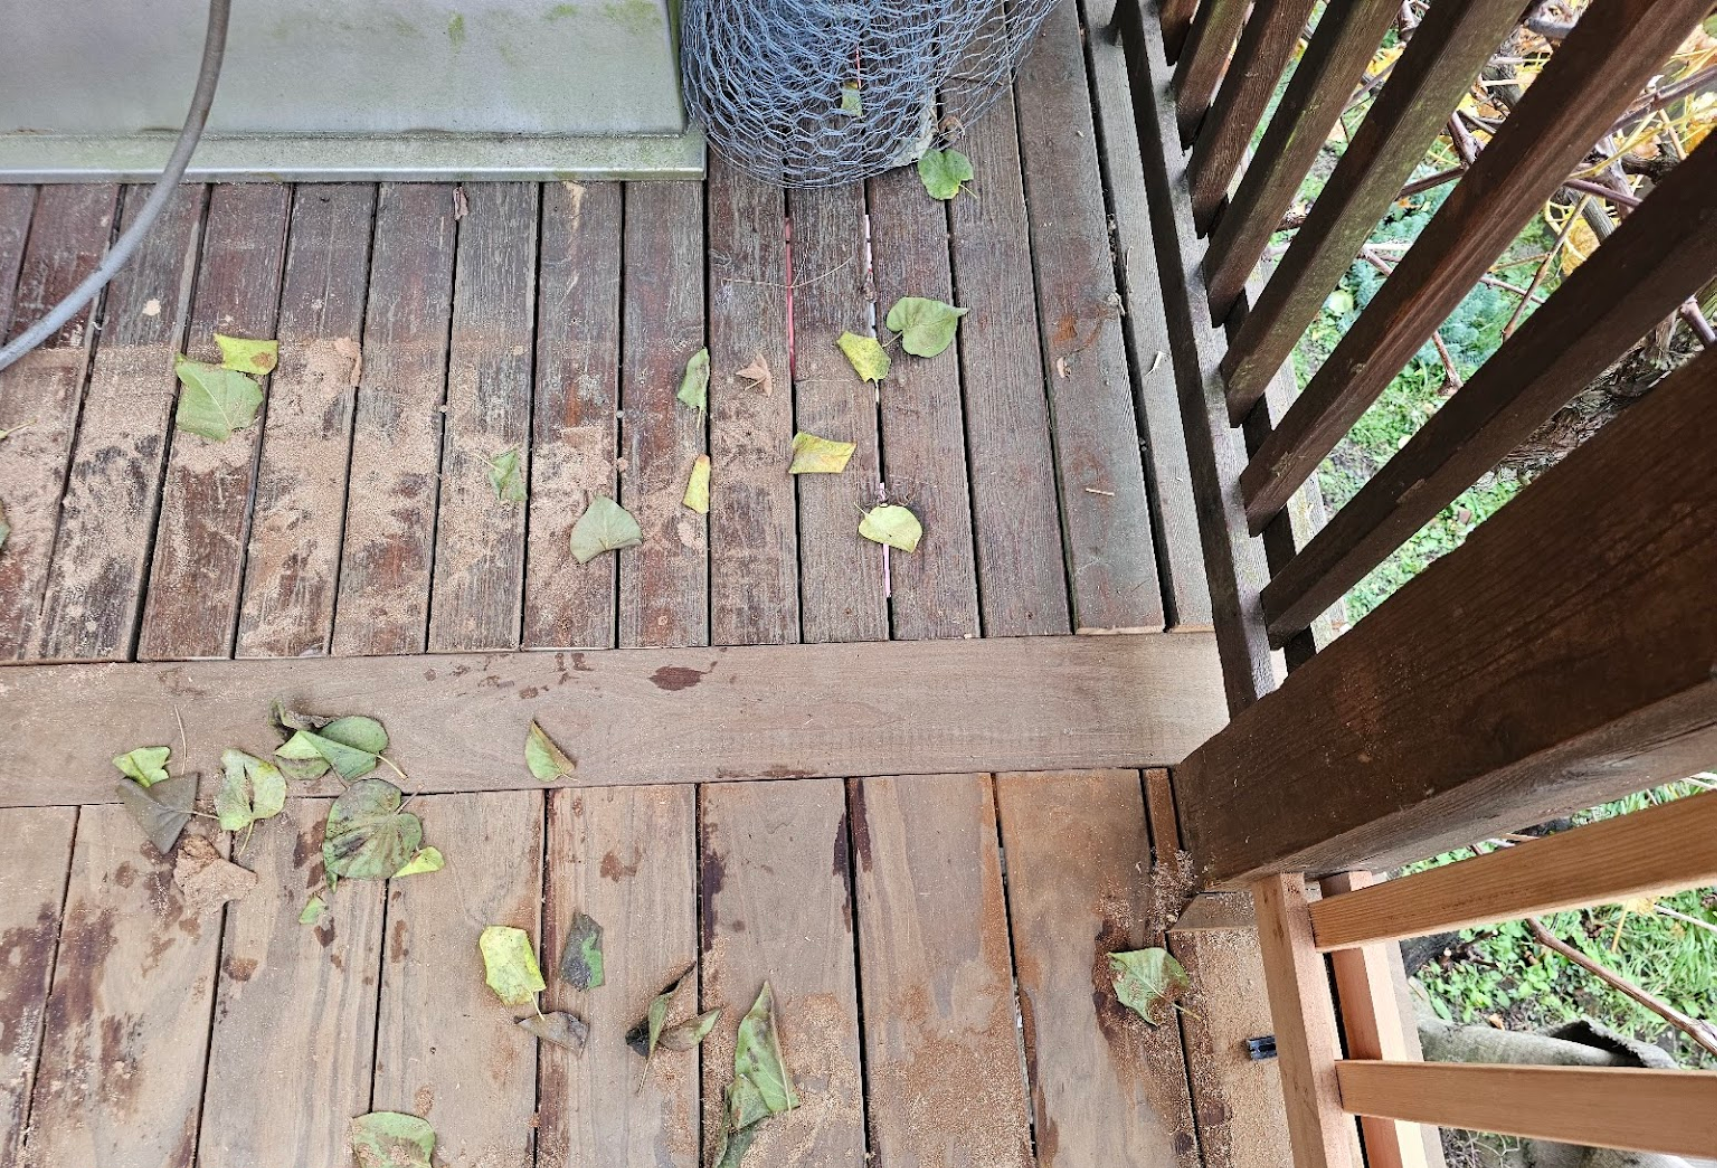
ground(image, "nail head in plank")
xmin=0 ymin=806 xmax=76 ymax=1161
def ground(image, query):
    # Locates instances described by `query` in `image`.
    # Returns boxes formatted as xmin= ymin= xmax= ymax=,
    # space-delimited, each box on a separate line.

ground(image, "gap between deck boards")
xmin=0 ymin=632 xmax=1226 ymax=807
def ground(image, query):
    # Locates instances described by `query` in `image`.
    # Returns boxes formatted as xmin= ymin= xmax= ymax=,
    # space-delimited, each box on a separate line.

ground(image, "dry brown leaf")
xmin=736 ymin=355 xmax=773 ymax=396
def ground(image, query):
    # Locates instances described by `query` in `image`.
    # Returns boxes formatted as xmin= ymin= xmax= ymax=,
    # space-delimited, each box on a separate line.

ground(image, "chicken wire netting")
xmin=680 ymin=0 xmax=1062 ymax=188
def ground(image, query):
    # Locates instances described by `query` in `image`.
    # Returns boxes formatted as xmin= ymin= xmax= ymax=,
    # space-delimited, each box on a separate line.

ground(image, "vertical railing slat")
xmin=1172 ymin=0 xmax=1251 ymax=144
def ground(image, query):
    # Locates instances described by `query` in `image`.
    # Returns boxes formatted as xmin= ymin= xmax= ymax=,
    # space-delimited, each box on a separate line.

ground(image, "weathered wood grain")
xmin=1160 ymin=0 xmax=1199 ymax=61
xmin=1 ymin=633 xmax=1228 ymax=806
xmin=1017 ymin=0 xmax=1165 ymax=633
xmin=138 ymin=183 xmax=291 ymax=661
xmin=372 ymin=791 xmax=542 ymax=1168
xmin=700 ymin=780 xmax=866 ymax=1165
xmin=865 ymin=165 xmax=979 ymax=640
xmin=0 ymin=806 xmax=76 ymax=1162
xmin=524 ymin=180 xmax=622 ymax=650
xmin=537 ymin=785 xmax=698 ymax=1168
xmin=428 ymin=182 xmax=537 ymax=652
xmin=619 ymin=181 xmax=707 ymax=651
xmin=946 ymin=92 xmax=1072 ymax=638
xmin=1171 ymin=0 xmax=1248 ymax=144
xmin=997 ymin=770 xmax=1200 ymax=1165
xmin=0 ymin=184 xmax=119 ymax=659
xmin=0 ymin=186 xmax=36 ymax=332
xmin=330 ymin=183 xmax=456 ymax=657
xmin=851 ymin=774 xmax=1032 ymax=1167
xmin=30 ymin=184 xmax=203 ymax=661
xmin=196 ymin=798 xmax=385 ymax=1168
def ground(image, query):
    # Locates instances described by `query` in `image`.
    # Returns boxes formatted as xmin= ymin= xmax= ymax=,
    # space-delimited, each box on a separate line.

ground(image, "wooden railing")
xmin=1114 ymin=0 xmax=1717 ymax=1163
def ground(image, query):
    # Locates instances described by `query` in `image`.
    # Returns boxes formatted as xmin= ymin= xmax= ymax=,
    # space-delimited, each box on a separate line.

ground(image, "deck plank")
xmin=866 ymin=166 xmax=981 ymax=641
xmin=619 ymin=181 xmax=708 ymax=650
xmin=0 ymin=184 xmax=119 ymax=659
xmin=330 ymin=184 xmax=456 ymax=658
xmin=538 ymin=785 xmax=699 ymax=1168
xmin=138 ymin=184 xmax=292 ymax=661
xmin=524 ymin=180 xmax=622 ymax=650
xmin=22 ymin=809 xmax=226 ymax=1168
xmin=236 ymin=185 xmax=375 ymax=658
xmin=427 ymin=182 xmax=538 ymax=652
xmin=372 ymin=791 xmax=543 ymax=1168
xmin=0 ymin=806 xmax=77 ymax=1162
xmin=195 ymin=798 xmax=385 ymax=1168
xmin=996 ymin=769 xmax=1200 ymax=1166
xmin=0 ymin=186 xmax=36 ymax=332
xmin=707 ymin=157 xmax=799 ymax=647
xmin=699 ymin=780 xmax=866 ymax=1166
xmin=30 ymin=184 xmax=204 ymax=661
xmin=850 ymin=773 xmax=1033 ymax=1167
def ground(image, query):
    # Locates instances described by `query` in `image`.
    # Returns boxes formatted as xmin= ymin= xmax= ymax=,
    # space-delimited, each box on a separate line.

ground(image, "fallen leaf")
xmin=885 ymin=297 xmax=968 ymax=358
xmin=917 ymin=147 xmax=974 ymax=200
xmin=393 ymin=847 xmax=444 ymax=877
xmin=788 ymin=432 xmax=856 ymax=475
xmin=173 ymin=834 xmax=257 ymax=916
xmin=1110 ymin=947 xmax=1190 ymax=1025
xmin=518 ymin=1010 xmax=589 ymax=1051
xmin=840 ymin=82 xmax=863 ymax=116
xmin=560 ymin=911 xmax=605 ymax=990
xmin=733 ymin=981 xmax=799 ymax=1115
xmin=488 ymin=448 xmax=527 ymax=505
xmin=836 ymin=332 xmax=890 ymax=383
xmin=858 ymin=504 xmax=922 ymax=552
xmin=300 ymin=894 xmax=329 ymax=926
xmin=480 ymin=925 xmax=546 ymax=1006
xmin=714 ymin=1121 xmax=760 ymax=1168
xmin=117 ymin=774 xmax=196 ymax=854
xmin=350 ymin=1111 xmax=435 ymax=1168
xmin=273 ymin=705 xmax=389 ymax=781
xmin=678 ymin=347 xmax=711 ymax=411
xmin=660 ymin=1007 xmax=722 ymax=1052
xmin=213 ymin=333 xmax=279 ymax=375
xmin=322 ymin=779 xmax=423 ymax=880
xmin=683 ymin=454 xmax=711 ymax=514
xmin=174 ymin=356 xmax=263 ymax=442
xmin=215 ymin=749 xmax=287 ymax=832
xmin=626 ymin=964 xmax=695 ymax=1059
xmin=736 ymin=356 xmax=773 ymax=396
xmin=525 ymin=720 xmax=577 ymax=782
xmin=569 ymin=495 xmax=642 ymax=564
xmin=112 ymin=745 xmax=172 ymax=788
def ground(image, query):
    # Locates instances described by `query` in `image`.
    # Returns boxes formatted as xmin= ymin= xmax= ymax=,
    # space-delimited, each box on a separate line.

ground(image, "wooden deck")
xmin=0 ymin=4 xmax=1291 ymax=1165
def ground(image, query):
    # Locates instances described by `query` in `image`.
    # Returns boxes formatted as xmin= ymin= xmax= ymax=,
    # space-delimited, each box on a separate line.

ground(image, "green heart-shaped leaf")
xmin=858 ymin=504 xmax=922 ymax=552
xmin=113 ymin=745 xmax=172 ymax=788
xmin=215 ymin=749 xmax=287 ymax=832
xmin=885 ymin=297 xmax=968 ymax=358
xmin=569 ymin=495 xmax=642 ymax=565
xmin=322 ymin=778 xmax=422 ymax=880
xmin=1109 ymin=947 xmax=1190 ymax=1025
xmin=917 ymin=148 xmax=974 ymax=200
xmin=174 ymin=356 xmax=263 ymax=442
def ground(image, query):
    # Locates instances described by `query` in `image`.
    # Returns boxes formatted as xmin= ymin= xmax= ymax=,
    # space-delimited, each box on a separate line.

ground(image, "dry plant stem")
xmin=1678 ymin=299 xmax=1716 ymax=347
xmin=1503 ymin=196 xmax=1588 ymax=338
xmin=1525 ymin=917 xmax=1717 ymax=1059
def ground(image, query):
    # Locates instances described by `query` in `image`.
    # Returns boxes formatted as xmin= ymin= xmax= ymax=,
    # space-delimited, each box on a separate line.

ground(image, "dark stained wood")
xmin=1187 ymin=0 xmax=1322 ymax=232
xmin=138 ymin=184 xmax=291 ymax=661
xmin=22 ymin=810 xmax=225 ymax=1168
xmin=330 ymin=184 xmax=456 ymax=657
xmin=0 ymin=186 xmax=36 ymax=332
xmin=851 ymin=774 xmax=1032 ymax=1167
xmin=1220 ymin=0 xmax=1522 ymax=417
xmin=372 ymin=792 xmax=542 ymax=1168
xmin=997 ymin=770 xmax=1200 ymax=1165
xmin=1180 ymin=347 xmax=1717 ymax=884
xmin=538 ymin=785 xmax=699 ymax=1167
xmin=1160 ymin=0 xmax=1200 ymax=62
xmin=1203 ymin=0 xmax=1399 ymax=319
xmin=619 ymin=181 xmax=707 ymax=651
xmin=524 ymin=180 xmax=622 ymax=650
xmin=786 ymin=184 xmax=888 ymax=643
xmin=237 ymin=184 xmax=375 ymax=657
xmin=1017 ymin=0 xmax=1165 ymax=633
xmin=1263 ymin=130 xmax=1717 ymax=639
xmin=866 ymin=165 xmax=980 ymax=641
xmin=946 ymin=92 xmax=1072 ymax=638
xmin=0 ymin=806 xmax=76 ymax=1162
xmin=1081 ymin=0 xmax=1214 ymax=628
xmin=1171 ymin=0 xmax=1248 ymax=144
xmin=0 ymin=184 xmax=119 ymax=659
xmin=3 ymin=633 xmax=1229 ymax=807
xmin=706 ymin=157 xmax=798 ymax=647
xmin=699 ymin=781 xmax=866 ymax=1165
xmin=427 ymin=182 xmax=537 ymax=652
xmin=1241 ymin=0 xmax=1716 ymax=531
xmin=30 ymin=185 xmax=203 ymax=661
xmin=196 ymin=798 xmax=385 ymax=1168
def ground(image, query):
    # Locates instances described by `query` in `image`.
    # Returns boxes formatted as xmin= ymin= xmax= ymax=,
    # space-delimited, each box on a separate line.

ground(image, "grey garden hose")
xmin=0 ymin=0 xmax=230 ymax=373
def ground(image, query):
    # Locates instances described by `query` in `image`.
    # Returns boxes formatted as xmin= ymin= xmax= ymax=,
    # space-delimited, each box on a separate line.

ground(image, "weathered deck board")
xmin=851 ymin=774 xmax=1033 ymax=1167
xmin=538 ymin=785 xmax=700 ymax=1168
xmin=0 ymin=186 xmax=35 ymax=332
xmin=0 ymin=806 xmax=76 ymax=1162
xmin=699 ymin=780 xmax=867 ymax=1165
xmin=236 ymin=184 xmax=374 ymax=658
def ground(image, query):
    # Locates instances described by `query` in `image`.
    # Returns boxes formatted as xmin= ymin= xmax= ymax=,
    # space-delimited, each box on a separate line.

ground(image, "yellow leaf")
xmin=788 ymin=432 xmax=855 ymax=475
xmin=837 ymin=332 xmax=890 ymax=383
xmin=683 ymin=454 xmax=711 ymax=514
xmin=1561 ymin=215 xmax=1601 ymax=275
xmin=858 ymin=504 xmax=922 ymax=552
